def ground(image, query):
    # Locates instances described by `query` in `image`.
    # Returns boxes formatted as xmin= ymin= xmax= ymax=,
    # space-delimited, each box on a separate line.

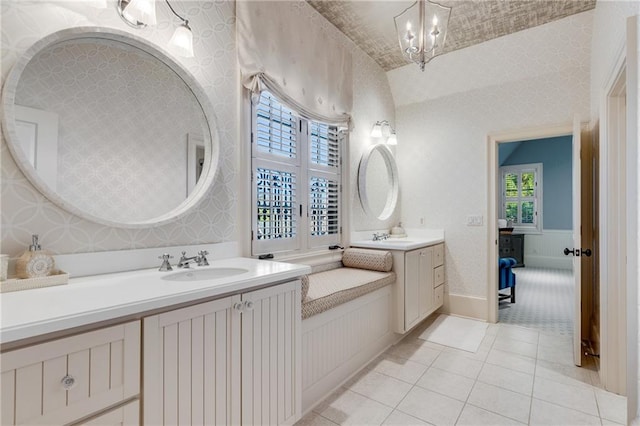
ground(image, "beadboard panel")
xmin=241 ymin=281 xmax=301 ymax=426
xmin=523 ymin=230 xmax=573 ymax=270
xmin=143 ymin=297 xmax=239 ymax=426
xmin=301 ymin=286 xmax=395 ymax=412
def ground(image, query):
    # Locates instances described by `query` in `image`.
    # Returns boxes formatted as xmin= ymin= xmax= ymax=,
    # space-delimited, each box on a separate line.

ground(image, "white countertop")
xmin=351 ymin=228 xmax=444 ymax=251
xmin=0 ymin=257 xmax=311 ymax=345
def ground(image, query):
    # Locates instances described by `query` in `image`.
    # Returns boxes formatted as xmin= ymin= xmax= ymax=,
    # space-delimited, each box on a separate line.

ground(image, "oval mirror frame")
xmin=357 ymin=143 xmax=399 ymax=221
xmin=1 ymin=27 xmax=220 ymax=228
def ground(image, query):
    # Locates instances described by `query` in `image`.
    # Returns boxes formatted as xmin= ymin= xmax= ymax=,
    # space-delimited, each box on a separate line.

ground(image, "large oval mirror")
xmin=357 ymin=144 xmax=399 ymax=221
xmin=2 ymin=28 xmax=219 ymax=228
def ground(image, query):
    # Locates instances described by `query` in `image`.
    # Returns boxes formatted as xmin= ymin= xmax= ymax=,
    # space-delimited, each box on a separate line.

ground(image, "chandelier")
xmin=394 ymin=0 xmax=452 ymax=71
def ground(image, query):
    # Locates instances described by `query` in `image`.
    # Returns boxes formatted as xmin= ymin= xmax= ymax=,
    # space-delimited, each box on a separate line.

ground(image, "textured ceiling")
xmin=307 ymin=0 xmax=596 ymax=71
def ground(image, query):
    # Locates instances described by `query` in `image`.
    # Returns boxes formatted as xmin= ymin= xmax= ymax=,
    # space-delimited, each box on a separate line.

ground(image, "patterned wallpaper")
xmin=1 ymin=1 xmax=238 ymax=256
xmin=15 ymin=39 xmax=205 ymax=223
xmin=394 ymin=12 xmax=593 ymax=298
xmin=1 ymin=0 xmax=398 ymax=257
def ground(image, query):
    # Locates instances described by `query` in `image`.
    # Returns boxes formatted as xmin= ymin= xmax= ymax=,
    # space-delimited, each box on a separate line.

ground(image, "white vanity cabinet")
xmin=143 ymin=280 xmax=301 ymax=426
xmin=0 ymin=321 xmax=140 ymax=426
xmin=391 ymin=243 xmax=445 ymax=333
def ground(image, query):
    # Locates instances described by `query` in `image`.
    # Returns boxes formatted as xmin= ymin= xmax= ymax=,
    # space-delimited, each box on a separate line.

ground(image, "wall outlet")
xmin=419 ymin=217 xmax=425 ymax=225
xmin=466 ymin=215 xmax=483 ymax=226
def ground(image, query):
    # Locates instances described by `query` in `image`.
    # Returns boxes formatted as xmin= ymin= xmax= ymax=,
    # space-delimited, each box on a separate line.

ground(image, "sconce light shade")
xmin=123 ymin=0 xmax=157 ymax=26
xmin=387 ymin=132 xmax=398 ymax=145
xmin=371 ymin=122 xmax=384 ymax=138
xmin=169 ymin=22 xmax=194 ymax=58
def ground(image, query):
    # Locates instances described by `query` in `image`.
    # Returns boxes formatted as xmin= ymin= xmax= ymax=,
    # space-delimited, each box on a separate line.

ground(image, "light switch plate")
xmin=466 ymin=215 xmax=483 ymax=226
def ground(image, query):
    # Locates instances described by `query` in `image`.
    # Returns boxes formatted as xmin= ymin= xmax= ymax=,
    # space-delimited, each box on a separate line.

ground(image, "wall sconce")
xmin=117 ymin=0 xmax=194 ymax=57
xmin=371 ymin=121 xmax=398 ymax=145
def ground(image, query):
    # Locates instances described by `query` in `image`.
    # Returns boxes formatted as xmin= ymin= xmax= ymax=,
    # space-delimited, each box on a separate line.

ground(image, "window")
xmin=500 ymin=163 xmax=543 ymax=233
xmin=251 ymin=91 xmax=343 ymax=255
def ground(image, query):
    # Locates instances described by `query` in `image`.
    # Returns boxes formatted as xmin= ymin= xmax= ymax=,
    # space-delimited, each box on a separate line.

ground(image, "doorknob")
xmin=563 ymin=248 xmax=575 ymax=256
xmin=581 ymin=248 xmax=592 ymax=257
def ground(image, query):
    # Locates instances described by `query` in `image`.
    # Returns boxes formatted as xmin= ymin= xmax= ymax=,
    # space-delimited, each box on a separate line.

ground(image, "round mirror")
xmin=357 ymin=144 xmax=399 ymax=221
xmin=2 ymin=28 xmax=219 ymax=228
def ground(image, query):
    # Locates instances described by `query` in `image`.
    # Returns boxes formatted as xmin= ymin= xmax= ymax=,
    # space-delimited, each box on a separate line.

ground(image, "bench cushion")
xmin=341 ymin=248 xmax=393 ymax=272
xmin=302 ymin=268 xmax=396 ymax=319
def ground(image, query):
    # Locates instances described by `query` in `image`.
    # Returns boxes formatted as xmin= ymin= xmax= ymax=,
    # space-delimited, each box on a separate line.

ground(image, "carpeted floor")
xmin=498 ymin=267 xmax=574 ymax=336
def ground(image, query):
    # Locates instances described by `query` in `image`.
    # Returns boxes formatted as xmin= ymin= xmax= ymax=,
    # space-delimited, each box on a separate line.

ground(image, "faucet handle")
xmin=158 ymin=253 xmax=173 ymax=272
xmin=197 ymin=250 xmax=209 ymax=266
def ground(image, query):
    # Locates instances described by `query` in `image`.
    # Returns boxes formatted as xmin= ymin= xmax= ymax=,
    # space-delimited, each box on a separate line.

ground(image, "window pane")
xmin=256 ymin=167 xmax=296 ymax=240
xmin=521 ymin=201 xmax=534 ymax=224
xmin=309 ymin=176 xmax=339 ymax=236
xmin=505 ymin=202 xmax=518 ymax=223
xmin=505 ymin=173 xmax=518 ymax=197
xmin=256 ymin=91 xmax=297 ymax=158
xmin=521 ymin=172 xmax=535 ymax=196
xmin=310 ymin=122 xmax=339 ymax=168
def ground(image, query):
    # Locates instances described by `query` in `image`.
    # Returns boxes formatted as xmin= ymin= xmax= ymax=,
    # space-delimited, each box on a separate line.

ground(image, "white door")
xmin=14 ymin=105 xmax=59 ymax=190
xmin=572 ymin=115 xmax=583 ymax=366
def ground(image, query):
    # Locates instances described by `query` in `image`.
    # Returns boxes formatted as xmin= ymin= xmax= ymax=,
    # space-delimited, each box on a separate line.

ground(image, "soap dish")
xmin=1 ymin=270 xmax=69 ymax=293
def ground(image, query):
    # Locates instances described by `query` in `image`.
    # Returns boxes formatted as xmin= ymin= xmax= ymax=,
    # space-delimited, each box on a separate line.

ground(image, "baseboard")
xmin=524 ymin=255 xmax=572 ymax=270
xmin=442 ymin=291 xmax=488 ymax=321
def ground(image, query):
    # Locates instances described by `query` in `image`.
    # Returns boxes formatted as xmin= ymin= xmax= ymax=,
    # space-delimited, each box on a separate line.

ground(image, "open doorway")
xmin=496 ymin=136 xmax=576 ymax=336
xmin=487 ymin=122 xmax=596 ymax=368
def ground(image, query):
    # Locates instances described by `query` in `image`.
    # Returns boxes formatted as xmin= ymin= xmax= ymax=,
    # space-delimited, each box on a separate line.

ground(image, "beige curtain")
xmin=236 ymin=0 xmax=353 ymax=125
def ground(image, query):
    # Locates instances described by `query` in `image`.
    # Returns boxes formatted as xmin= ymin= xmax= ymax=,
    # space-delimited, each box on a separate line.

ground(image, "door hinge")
xmin=251 ymin=230 xmax=254 ymax=240
xmin=299 ymin=204 xmax=303 ymax=216
xmin=251 ymin=132 xmax=254 ymax=144
xmin=250 ymin=170 xmax=254 ymax=182
xmin=340 ymin=226 xmax=343 ymax=234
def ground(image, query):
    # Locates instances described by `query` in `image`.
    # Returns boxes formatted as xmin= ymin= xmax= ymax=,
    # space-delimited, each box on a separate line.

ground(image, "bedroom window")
xmin=251 ymin=91 xmax=343 ymax=255
xmin=500 ymin=163 xmax=543 ymax=234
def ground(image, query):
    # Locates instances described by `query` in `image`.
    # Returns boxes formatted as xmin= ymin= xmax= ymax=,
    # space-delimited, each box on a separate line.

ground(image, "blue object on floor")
xmin=499 ymin=257 xmax=517 ymax=303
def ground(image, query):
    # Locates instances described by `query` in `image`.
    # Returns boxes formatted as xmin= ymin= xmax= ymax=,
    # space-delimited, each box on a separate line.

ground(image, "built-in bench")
xmin=299 ymin=248 xmax=398 ymax=413
xmin=301 ymin=248 xmax=396 ymax=319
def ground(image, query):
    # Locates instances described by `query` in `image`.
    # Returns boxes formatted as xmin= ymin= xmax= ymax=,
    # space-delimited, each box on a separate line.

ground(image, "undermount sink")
xmin=162 ymin=267 xmax=249 ymax=282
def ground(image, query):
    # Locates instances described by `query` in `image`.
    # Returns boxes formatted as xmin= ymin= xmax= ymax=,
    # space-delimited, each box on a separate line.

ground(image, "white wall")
xmin=0 ymin=0 xmax=397 ymax=258
xmin=391 ymin=12 xmax=592 ymax=303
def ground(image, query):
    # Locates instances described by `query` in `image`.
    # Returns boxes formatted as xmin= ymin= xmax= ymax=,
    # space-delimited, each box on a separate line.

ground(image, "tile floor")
xmin=296 ymin=317 xmax=627 ymax=426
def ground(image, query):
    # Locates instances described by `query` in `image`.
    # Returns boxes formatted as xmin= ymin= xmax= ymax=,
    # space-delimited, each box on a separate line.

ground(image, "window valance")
xmin=236 ymin=0 xmax=353 ymax=125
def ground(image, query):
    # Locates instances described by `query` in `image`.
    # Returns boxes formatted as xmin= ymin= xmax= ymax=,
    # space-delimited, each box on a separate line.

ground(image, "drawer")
xmin=434 ymin=265 xmax=445 ymax=287
xmin=433 ymin=243 xmax=444 ymax=267
xmin=1 ymin=321 xmax=140 ymax=426
xmin=76 ymin=400 xmax=139 ymax=426
xmin=434 ymin=285 xmax=444 ymax=309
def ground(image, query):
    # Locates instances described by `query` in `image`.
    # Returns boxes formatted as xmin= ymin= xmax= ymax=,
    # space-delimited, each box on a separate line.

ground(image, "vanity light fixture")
xmin=117 ymin=0 xmax=194 ymax=58
xmin=371 ymin=121 xmax=398 ymax=145
xmin=394 ymin=0 xmax=451 ymax=71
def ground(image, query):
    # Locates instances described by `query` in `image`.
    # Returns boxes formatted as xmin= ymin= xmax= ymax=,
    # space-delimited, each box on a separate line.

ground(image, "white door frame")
xmin=598 ymin=15 xmax=639 ymax=420
xmin=487 ymin=123 xmax=573 ymax=324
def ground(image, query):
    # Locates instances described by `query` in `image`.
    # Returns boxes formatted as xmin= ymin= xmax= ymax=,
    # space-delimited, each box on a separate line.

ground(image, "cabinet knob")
xmin=233 ymin=302 xmax=244 ymax=312
xmin=61 ymin=374 xmax=76 ymax=390
xmin=244 ymin=301 xmax=255 ymax=311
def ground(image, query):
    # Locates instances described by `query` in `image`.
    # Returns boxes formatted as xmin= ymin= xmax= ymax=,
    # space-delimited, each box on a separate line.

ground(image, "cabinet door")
xmin=404 ymin=249 xmax=421 ymax=330
xmin=1 ymin=322 xmax=140 ymax=426
xmin=143 ymin=296 xmax=240 ymax=426
xmin=418 ymin=248 xmax=434 ymax=318
xmin=241 ymin=281 xmax=301 ymax=426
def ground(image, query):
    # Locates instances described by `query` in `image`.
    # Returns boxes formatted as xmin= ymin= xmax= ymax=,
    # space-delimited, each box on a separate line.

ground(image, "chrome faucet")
xmin=177 ymin=250 xmax=210 ymax=268
xmin=372 ymin=232 xmax=390 ymax=241
xmin=158 ymin=253 xmax=173 ymax=271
